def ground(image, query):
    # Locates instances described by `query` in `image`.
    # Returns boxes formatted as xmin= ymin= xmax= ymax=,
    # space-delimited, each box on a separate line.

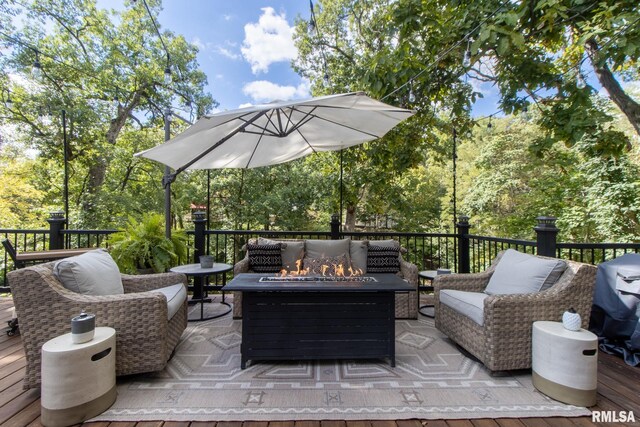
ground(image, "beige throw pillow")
xmin=305 ymin=238 xmax=351 ymax=259
xmin=54 ymin=249 xmax=124 ymax=295
xmin=257 ymin=237 xmax=305 ymax=272
xmin=349 ymin=240 xmax=369 ymax=273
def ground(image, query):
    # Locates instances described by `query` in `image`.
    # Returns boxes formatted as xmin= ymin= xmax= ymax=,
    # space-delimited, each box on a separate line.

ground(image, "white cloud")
xmin=216 ymin=46 xmax=241 ymax=60
xmin=238 ymin=102 xmax=254 ymax=109
xmin=242 ymin=80 xmax=310 ymax=103
xmin=191 ymin=36 xmax=205 ymax=50
xmin=241 ymin=7 xmax=298 ymax=74
xmin=223 ymin=14 xmax=233 ymax=22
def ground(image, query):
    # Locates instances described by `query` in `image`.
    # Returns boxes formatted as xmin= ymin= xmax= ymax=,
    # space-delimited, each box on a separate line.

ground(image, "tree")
xmin=297 ymin=0 xmax=639 ymax=155
xmin=0 ymin=0 xmax=214 ymax=227
xmin=293 ymin=0 xmax=452 ymax=229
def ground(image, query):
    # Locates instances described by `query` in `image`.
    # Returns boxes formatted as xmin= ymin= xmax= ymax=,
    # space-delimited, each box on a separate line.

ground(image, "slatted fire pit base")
xmin=223 ymin=273 xmax=414 ymax=369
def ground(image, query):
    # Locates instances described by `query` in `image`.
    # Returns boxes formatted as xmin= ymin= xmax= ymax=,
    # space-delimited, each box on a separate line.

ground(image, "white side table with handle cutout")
xmin=532 ymin=321 xmax=598 ymax=407
xmin=41 ymin=326 xmax=116 ymax=427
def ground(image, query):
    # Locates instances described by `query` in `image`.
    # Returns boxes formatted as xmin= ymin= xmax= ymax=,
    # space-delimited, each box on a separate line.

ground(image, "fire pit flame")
xmin=277 ymin=259 xmax=364 ymax=278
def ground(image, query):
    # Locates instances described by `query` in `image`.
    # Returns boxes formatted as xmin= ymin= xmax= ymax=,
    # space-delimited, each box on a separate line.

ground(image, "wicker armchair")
xmin=434 ymin=251 xmax=597 ymax=373
xmin=233 ymin=239 xmax=419 ymax=319
xmin=8 ymin=262 xmax=188 ymax=390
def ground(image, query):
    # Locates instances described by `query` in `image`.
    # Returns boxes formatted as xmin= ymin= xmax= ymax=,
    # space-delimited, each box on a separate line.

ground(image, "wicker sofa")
xmin=233 ymin=238 xmax=419 ymax=319
xmin=8 ymin=259 xmax=188 ymax=390
xmin=434 ymin=250 xmax=597 ymax=373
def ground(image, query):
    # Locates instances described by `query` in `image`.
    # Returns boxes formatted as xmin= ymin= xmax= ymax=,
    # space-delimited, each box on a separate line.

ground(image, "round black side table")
xmin=170 ymin=263 xmax=233 ymax=321
xmin=418 ymin=270 xmax=437 ymax=318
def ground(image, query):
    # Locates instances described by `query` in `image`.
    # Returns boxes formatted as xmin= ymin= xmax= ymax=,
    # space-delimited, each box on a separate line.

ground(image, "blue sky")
xmin=96 ymin=1 xmax=508 ymax=115
xmin=153 ymin=0 xmax=311 ymax=111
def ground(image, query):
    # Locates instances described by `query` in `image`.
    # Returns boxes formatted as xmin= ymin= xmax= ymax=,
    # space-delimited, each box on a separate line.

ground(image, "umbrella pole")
xmin=340 ymin=149 xmax=343 ymax=232
xmin=164 ymin=109 xmax=172 ymax=238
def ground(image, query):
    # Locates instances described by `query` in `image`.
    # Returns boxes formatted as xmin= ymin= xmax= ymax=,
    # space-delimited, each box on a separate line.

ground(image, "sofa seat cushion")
xmin=304 ymin=253 xmax=351 ymax=276
xmin=440 ymin=289 xmax=488 ymax=326
xmin=305 ymin=239 xmax=351 ymax=259
xmin=485 ymin=249 xmax=567 ymax=295
xmin=350 ymin=240 xmax=368 ymax=273
xmin=156 ymin=283 xmax=187 ymax=320
xmin=258 ymin=237 xmax=305 ymax=272
xmin=247 ymin=243 xmax=282 ymax=273
xmin=367 ymin=245 xmax=400 ymax=273
xmin=54 ymin=249 xmax=124 ymax=295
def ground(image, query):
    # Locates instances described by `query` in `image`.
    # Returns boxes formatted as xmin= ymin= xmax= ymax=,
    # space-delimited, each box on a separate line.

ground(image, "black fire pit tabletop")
xmin=223 ymin=273 xmax=414 ymax=292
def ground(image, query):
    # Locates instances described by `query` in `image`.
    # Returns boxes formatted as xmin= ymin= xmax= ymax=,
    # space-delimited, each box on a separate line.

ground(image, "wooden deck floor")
xmin=1 ymin=297 xmax=638 ymax=427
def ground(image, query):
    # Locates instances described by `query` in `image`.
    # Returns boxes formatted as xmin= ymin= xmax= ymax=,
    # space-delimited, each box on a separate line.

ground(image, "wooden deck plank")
xmin=494 ymin=420 xmax=526 ymax=427
xmin=446 ymin=420 xmax=475 ymax=427
xmin=189 ymin=422 xmax=217 ymax=427
xmin=517 ymin=419 xmax=552 ymax=427
xmin=396 ymin=420 xmax=422 ymax=427
xmin=344 ymin=422 xmax=371 ymax=427
xmin=268 ymin=423 xmax=295 ymax=427
xmin=470 ymin=420 xmax=500 ymax=427
xmin=0 ymin=393 xmax=41 ymax=426
xmin=163 ymin=423 xmax=191 ymax=427
xmin=420 ymin=421 xmax=448 ymax=427
xmin=321 ymin=421 xmax=346 ymax=427
xmin=244 ymin=422 xmax=269 ymax=427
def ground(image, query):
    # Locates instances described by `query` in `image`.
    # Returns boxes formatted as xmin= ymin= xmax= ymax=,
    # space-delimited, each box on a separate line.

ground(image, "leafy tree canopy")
xmin=0 ymin=0 xmax=215 ymax=227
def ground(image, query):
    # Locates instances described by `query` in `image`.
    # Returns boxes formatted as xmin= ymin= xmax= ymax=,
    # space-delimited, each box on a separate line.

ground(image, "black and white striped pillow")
xmin=366 ymin=245 xmax=400 ymax=273
xmin=247 ymin=243 xmax=283 ymax=273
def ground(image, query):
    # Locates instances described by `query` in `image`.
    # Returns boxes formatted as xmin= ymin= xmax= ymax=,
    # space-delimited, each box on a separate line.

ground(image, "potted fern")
xmin=109 ymin=213 xmax=188 ymax=274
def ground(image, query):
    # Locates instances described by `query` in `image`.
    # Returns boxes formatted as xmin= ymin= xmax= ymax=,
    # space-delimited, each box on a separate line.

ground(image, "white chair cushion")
xmin=155 ymin=283 xmax=187 ymax=320
xmin=485 ymin=249 xmax=567 ymax=295
xmin=440 ymin=289 xmax=488 ymax=326
xmin=54 ymin=249 xmax=124 ymax=295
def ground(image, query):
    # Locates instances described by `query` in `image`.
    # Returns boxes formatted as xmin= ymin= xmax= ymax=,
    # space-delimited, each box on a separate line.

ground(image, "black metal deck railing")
xmin=2 ymin=213 xmax=639 ymax=293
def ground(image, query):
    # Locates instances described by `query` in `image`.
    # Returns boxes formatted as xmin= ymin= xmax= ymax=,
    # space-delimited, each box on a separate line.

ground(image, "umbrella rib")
xmin=281 ymin=106 xmax=318 ymax=136
xmin=173 ymin=110 xmax=267 ymax=176
xmin=244 ymin=126 xmax=267 ymax=168
xmin=312 ymin=114 xmax=382 ymax=139
xmin=240 ymin=110 xmax=281 ymax=137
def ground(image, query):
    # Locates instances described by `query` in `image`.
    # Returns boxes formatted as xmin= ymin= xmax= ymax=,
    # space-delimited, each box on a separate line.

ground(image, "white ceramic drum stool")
xmin=41 ymin=327 xmax=116 ymax=427
xmin=532 ymin=321 xmax=598 ymax=407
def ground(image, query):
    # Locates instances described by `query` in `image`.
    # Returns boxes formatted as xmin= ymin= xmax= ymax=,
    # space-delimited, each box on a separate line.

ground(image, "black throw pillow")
xmin=247 ymin=243 xmax=283 ymax=273
xmin=366 ymin=245 xmax=400 ymax=273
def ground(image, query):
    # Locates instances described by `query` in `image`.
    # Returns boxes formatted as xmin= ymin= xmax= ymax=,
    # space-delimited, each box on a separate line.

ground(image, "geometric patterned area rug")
xmin=91 ymin=312 xmax=591 ymax=422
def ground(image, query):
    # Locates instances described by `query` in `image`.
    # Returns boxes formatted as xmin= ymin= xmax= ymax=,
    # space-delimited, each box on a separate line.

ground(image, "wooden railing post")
xmin=47 ymin=211 xmax=66 ymax=250
xmin=457 ymin=215 xmax=471 ymax=273
xmin=535 ymin=216 xmax=559 ymax=257
xmin=330 ymin=213 xmax=340 ymax=240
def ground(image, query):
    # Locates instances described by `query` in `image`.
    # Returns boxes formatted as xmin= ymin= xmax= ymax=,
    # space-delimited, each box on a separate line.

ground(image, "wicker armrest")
xmin=234 ymin=256 xmax=250 ymax=274
xmin=434 ymin=271 xmax=492 ymax=293
xmin=121 ymin=272 xmax=187 ymax=293
xmin=399 ymin=258 xmax=418 ymax=288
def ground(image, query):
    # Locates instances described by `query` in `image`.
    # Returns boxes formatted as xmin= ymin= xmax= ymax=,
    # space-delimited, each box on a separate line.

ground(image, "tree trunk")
xmin=106 ymin=87 xmax=146 ymax=144
xmin=585 ymin=39 xmax=640 ymax=139
xmin=344 ymin=205 xmax=356 ymax=231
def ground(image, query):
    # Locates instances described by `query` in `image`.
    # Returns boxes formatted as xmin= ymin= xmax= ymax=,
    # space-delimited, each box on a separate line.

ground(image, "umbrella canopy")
xmin=135 ymin=92 xmax=415 ymax=175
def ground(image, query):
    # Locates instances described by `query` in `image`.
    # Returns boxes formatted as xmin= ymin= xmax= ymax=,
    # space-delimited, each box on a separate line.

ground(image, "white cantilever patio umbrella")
xmin=135 ymin=91 xmax=415 ymax=233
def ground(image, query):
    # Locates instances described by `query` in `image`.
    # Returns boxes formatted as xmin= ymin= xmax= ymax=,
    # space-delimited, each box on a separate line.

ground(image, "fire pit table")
xmin=223 ymin=273 xmax=414 ymax=369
